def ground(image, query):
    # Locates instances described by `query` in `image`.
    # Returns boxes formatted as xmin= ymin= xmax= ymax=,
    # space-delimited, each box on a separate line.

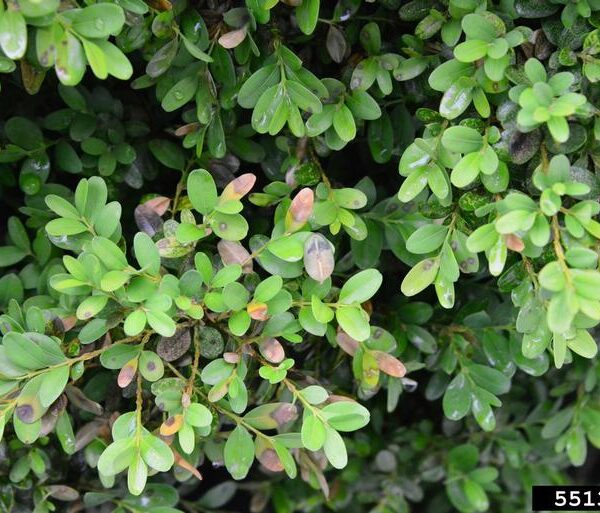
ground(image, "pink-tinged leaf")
xmin=285 ymin=188 xmax=314 ymax=232
xmin=221 ymin=173 xmax=257 ymax=201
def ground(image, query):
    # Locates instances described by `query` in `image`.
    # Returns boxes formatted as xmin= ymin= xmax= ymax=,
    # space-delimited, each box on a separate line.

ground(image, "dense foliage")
xmin=1 ymin=0 xmax=600 ymax=512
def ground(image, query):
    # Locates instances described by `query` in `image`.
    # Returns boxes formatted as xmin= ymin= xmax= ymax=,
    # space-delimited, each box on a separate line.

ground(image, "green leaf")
xmin=332 ymin=105 xmax=356 ymax=142
xmin=4 ymin=332 xmax=65 ymax=370
xmin=0 ymin=10 xmax=27 ymax=60
xmin=7 ymin=217 xmax=29 ymax=253
xmin=321 ymin=401 xmax=370 ymax=431
xmin=224 ymin=425 xmax=255 ymax=480
xmin=443 ymin=373 xmax=472 ymax=420
xmin=146 ymin=311 xmax=176 ymax=337
xmin=149 ymin=139 xmax=185 ymax=170
xmin=162 ymin=76 xmax=199 ymax=112
xmin=451 ymin=153 xmax=481 ymax=188
xmin=82 ymin=38 xmax=107 ymax=79
xmin=238 ymin=65 xmax=280 ymax=109
xmin=187 ymin=169 xmax=217 ymax=215
xmin=124 ymin=310 xmax=147 ymax=336
xmin=346 ymin=90 xmax=381 ymax=120
xmin=440 ymin=77 xmax=474 ymax=119
xmin=336 ymin=307 xmax=370 ymax=341
xmin=323 ymin=426 xmax=347 ymax=469
xmin=70 ymin=4 xmax=126 ymax=38
xmin=454 ymin=40 xmax=490 ymax=62
xmin=339 ymin=269 xmax=382 ymax=304
xmin=46 ymin=218 xmax=88 ymax=236
xmin=254 ymin=275 xmax=283 ymax=302
xmin=542 ymin=407 xmax=574 ymax=439
xmin=140 ymin=434 xmax=174 ymax=471
xmin=301 ymin=414 xmax=327 ymax=451
xmin=442 ymin=126 xmax=483 ymax=153
xmin=97 ymin=438 xmax=135 ymax=476
xmin=463 ymin=479 xmax=489 ymax=511
xmin=468 ymin=364 xmax=510 ymax=395
xmin=567 ymin=329 xmax=598 ymax=359
xmin=91 ymin=237 xmax=127 ymax=270
xmin=134 ymin=233 xmax=160 ymax=275
xmin=94 ymin=40 xmax=133 ymax=80
xmin=287 ymin=80 xmax=322 ymax=114
xmin=406 ymin=224 xmax=448 ymax=254
xmin=186 ymin=403 xmax=213 ymax=427
xmin=296 ymin=0 xmax=320 ymax=35
xmin=0 ymin=246 xmax=28 ymax=267
xmin=39 ymin=366 xmax=70 ymax=407
xmin=128 ymin=455 xmax=148 ymax=496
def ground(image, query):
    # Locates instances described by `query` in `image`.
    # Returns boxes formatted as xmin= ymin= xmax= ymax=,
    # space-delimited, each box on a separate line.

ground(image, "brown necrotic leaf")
xmin=65 ymin=385 xmax=104 ymax=416
xmin=75 ymin=420 xmax=105 ymax=452
xmin=157 ymin=329 xmax=192 ymax=362
xmin=326 ymin=26 xmax=347 ymax=63
xmin=46 ymin=485 xmax=79 ymax=501
xmin=135 ymin=204 xmax=164 ymax=237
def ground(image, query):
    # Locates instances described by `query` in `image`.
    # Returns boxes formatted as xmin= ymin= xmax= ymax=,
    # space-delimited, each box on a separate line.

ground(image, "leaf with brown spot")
xmin=160 ymin=414 xmax=184 ymax=436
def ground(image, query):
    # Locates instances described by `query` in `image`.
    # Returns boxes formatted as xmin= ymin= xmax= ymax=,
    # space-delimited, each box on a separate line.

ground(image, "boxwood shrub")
xmin=1 ymin=0 xmax=600 ymax=512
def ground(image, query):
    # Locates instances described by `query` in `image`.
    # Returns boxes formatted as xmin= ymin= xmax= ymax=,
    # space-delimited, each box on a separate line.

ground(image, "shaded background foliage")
xmin=1 ymin=0 xmax=600 ymax=513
